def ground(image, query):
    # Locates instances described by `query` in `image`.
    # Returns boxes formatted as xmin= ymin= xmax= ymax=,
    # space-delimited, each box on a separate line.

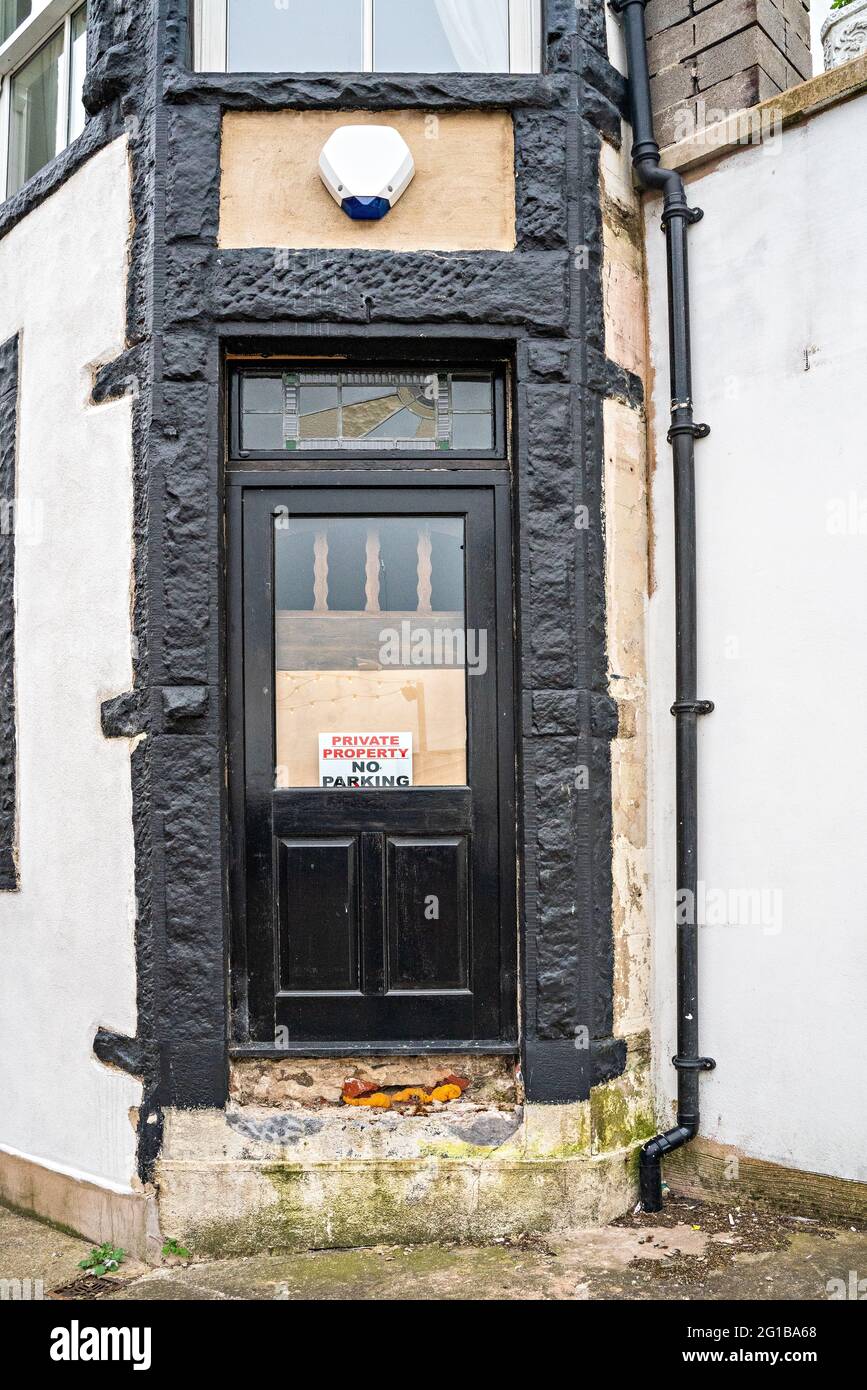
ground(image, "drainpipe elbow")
xmin=638 ymin=1123 xmax=697 ymax=1213
xmin=633 ymin=157 xmax=688 ymax=212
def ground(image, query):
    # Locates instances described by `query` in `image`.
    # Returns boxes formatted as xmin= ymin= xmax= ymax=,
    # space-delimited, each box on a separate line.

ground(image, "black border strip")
xmin=0 ymin=334 xmax=19 ymax=891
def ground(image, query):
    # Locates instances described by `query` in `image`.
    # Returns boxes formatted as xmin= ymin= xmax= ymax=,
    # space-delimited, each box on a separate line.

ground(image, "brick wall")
xmin=644 ymin=0 xmax=812 ymax=146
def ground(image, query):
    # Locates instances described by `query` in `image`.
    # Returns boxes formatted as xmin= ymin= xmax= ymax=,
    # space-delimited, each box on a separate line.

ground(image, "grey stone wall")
xmin=645 ymin=0 xmax=812 ymax=146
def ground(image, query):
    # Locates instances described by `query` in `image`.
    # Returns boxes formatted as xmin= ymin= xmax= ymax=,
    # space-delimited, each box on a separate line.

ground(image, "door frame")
xmin=226 ymin=468 xmax=518 ymax=1055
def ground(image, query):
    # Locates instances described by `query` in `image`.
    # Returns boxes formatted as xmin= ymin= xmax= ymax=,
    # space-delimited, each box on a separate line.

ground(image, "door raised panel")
xmin=386 ymin=836 xmax=469 ymax=992
xmin=277 ymin=837 xmax=359 ymax=993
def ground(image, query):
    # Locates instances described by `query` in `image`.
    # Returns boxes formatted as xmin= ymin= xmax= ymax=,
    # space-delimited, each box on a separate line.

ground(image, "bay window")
xmin=1 ymin=3 xmax=33 ymax=48
xmin=1 ymin=1 xmax=88 ymax=199
xmin=194 ymin=0 xmax=541 ymax=74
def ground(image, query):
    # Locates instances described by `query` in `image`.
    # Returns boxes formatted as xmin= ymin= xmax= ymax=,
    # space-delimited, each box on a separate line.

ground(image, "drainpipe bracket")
xmin=667 ymin=420 xmax=711 ymax=442
xmin=661 ymin=205 xmax=704 ymax=231
xmin=672 ymin=1055 xmax=717 ymax=1071
xmin=671 ymin=700 xmax=714 ymax=717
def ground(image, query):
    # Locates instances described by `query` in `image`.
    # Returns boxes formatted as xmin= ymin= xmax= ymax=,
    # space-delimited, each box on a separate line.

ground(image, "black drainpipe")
xmin=610 ymin=0 xmax=716 ymax=1212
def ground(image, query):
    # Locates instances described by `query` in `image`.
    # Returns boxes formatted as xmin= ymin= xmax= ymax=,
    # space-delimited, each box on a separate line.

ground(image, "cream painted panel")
xmin=219 ymin=109 xmax=516 ymax=253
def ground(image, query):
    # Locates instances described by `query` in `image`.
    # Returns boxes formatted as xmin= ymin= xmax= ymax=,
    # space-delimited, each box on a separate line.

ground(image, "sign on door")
xmin=318 ymin=733 xmax=414 ymax=789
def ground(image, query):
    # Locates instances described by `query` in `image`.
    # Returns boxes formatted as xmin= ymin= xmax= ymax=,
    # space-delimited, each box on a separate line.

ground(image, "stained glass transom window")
xmin=239 ymin=370 xmax=495 ymax=454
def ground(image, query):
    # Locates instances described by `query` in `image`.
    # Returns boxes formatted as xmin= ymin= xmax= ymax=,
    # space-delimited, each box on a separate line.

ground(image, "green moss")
xmin=261 ymin=1162 xmax=435 ymax=1251
xmin=419 ymin=1141 xmax=498 ymax=1160
xmin=590 ymin=1079 xmax=656 ymax=1152
xmin=520 ymin=1103 xmax=592 ymax=1159
xmin=521 ymin=1139 xmax=590 ymax=1159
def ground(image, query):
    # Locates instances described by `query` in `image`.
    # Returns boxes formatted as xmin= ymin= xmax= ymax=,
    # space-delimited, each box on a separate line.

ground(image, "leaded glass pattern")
xmin=239 ymin=370 xmax=495 ymax=453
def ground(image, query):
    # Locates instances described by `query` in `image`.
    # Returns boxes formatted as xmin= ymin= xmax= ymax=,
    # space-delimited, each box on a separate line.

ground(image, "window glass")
xmin=452 ymin=376 xmax=493 ymax=412
xmin=373 ymin=0 xmax=510 ymax=73
xmin=238 ymin=370 xmax=496 ymax=454
xmin=68 ymin=4 xmax=88 ymax=143
xmin=228 ymin=0 xmax=364 ymax=72
xmin=242 ymin=414 xmax=284 ymax=451
xmin=8 ymin=30 xmax=63 ymax=197
xmin=240 ymin=375 xmax=283 ymax=450
xmin=274 ymin=515 xmax=468 ymax=788
xmin=0 ymin=1 xmax=32 ymax=47
xmin=453 ymin=413 xmax=494 ymax=450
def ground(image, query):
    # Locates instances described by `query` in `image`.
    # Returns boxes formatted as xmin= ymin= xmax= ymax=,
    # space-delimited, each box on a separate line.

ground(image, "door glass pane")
xmin=374 ymin=0 xmax=510 ymax=73
xmin=274 ymin=516 xmax=468 ymax=789
xmin=8 ymin=30 xmax=63 ymax=197
xmin=1 ymin=0 xmax=32 ymax=46
xmin=228 ymin=0 xmax=364 ymax=72
xmin=68 ymin=4 xmax=89 ymax=144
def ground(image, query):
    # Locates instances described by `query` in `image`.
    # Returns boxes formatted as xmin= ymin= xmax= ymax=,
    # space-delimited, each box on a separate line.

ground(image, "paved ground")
xmin=0 ymin=1203 xmax=96 ymax=1295
xmin=3 ymin=1195 xmax=865 ymax=1301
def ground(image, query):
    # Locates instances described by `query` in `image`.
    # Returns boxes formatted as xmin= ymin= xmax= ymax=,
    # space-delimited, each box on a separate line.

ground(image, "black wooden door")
xmin=234 ymin=478 xmax=515 ymax=1048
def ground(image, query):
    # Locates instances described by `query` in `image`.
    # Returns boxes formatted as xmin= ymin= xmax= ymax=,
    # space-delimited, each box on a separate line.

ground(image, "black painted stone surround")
xmin=5 ymin=1 xmax=640 ymax=1179
xmin=0 ymin=335 xmax=19 ymax=891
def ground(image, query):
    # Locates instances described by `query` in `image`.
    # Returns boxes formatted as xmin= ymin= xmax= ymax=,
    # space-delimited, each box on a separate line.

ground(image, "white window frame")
xmin=0 ymin=0 xmax=86 ymax=200
xmin=194 ymin=0 xmax=541 ymax=74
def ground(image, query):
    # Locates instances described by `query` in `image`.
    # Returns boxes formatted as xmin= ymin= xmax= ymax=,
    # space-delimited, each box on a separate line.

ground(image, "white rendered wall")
xmin=646 ymin=98 xmax=867 ymax=1181
xmin=0 ymin=137 xmax=140 ymax=1190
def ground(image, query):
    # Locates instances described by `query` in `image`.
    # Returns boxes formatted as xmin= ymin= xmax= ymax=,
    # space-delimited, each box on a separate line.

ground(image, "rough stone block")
xmin=651 ymin=60 xmax=696 ymax=115
xmin=101 ymin=690 xmax=145 ymax=740
xmin=784 ymin=26 xmax=813 ymax=82
xmin=644 ymin=0 xmax=693 ymax=36
xmin=768 ymin=0 xmax=811 ymax=45
xmin=697 ymin=28 xmax=788 ymax=94
xmin=514 ymin=110 xmax=569 ymax=250
xmin=756 ymin=0 xmax=789 ymax=52
xmin=163 ymin=686 xmax=210 ymax=726
xmin=698 ymin=64 xmax=785 ymax=116
xmin=211 ymin=249 xmax=569 ymax=334
xmin=531 ymin=690 xmax=583 ymax=736
xmin=527 ymin=341 xmax=572 ymax=381
xmin=527 ymin=384 xmax=573 ymax=455
xmin=648 ymin=17 xmax=697 ymax=77
xmin=166 ymin=105 xmax=221 ymax=242
xmin=655 ymin=63 xmax=781 ymax=146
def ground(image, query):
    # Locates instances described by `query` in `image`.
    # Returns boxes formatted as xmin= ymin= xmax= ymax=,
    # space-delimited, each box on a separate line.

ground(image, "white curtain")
xmin=433 ymin=0 xmax=510 ymax=72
